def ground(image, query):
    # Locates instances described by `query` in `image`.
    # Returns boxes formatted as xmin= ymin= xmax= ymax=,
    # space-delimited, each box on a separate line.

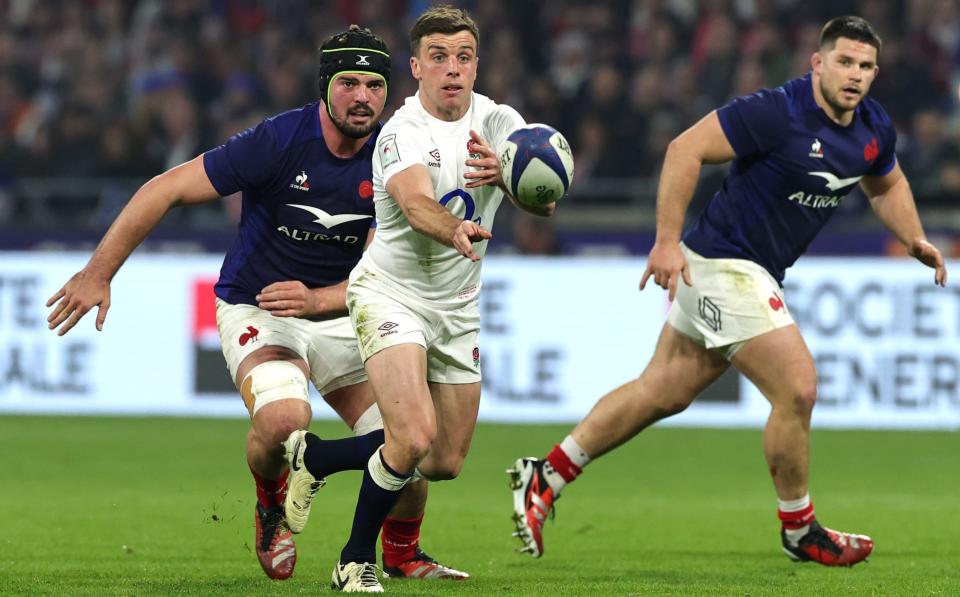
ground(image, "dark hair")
xmin=409 ymin=5 xmax=479 ymax=56
xmin=819 ymin=16 xmax=881 ymax=55
xmin=318 ymin=24 xmax=391 ymax=108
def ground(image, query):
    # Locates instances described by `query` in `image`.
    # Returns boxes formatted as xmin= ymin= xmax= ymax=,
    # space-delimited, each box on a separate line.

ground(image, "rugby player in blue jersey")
xmin=46 ymin=25 xmax=467 ymax=583
xmin=509 ymin=16 xmax=947 ymax=567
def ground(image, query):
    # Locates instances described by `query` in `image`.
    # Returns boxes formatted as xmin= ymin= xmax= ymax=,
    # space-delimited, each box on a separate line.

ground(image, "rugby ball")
xmin=499 ymin=124 xmax=574 ymax=207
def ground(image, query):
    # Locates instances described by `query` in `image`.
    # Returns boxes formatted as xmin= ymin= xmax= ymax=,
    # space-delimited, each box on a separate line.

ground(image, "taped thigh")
xmin=352 ymin=403 xmax=384 ymax=436
xmin=241 ymin=361 xmax=309 ymax=417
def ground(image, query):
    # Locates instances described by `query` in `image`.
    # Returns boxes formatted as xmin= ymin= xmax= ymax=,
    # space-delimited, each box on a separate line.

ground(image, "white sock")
xmin=561 ymin=435 xmax=591 ymax=469
xmin=778 ymin=493 xmax=812 ymax=546
xmin=542 ymin=435 xmax=591 ymax=494
xmin=367 ymin=447 xmax=410 ymax=492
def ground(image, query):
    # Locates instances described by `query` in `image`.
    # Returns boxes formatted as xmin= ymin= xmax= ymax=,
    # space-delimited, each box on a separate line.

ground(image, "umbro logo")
xmin=428 ymin=148 xmax=441 ymax=168
xmin=378 ymin=322 xmax=398 ymax=331
xmin=290 ymin=170 xmax=310 ymax=191
xmin=356 ymin=55 xmax=370 ymax=66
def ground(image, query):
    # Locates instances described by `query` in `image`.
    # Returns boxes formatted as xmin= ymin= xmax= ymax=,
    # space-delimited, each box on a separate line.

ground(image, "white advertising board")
xmin=0 ymin=253 xmax=956 ymax=429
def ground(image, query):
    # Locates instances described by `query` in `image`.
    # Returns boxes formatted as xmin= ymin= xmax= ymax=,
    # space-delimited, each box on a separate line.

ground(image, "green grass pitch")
xmin=0 ymin=416 xmax=957 ymax=595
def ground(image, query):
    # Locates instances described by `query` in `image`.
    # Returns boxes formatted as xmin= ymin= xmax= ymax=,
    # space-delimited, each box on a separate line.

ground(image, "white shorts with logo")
xmin=216 ymin=298 xmax=367 ymax=395
xmin=346 ymin=264 xmax=481 ymax=384
xmin=666 ymin=244 xmax=795 ymax=359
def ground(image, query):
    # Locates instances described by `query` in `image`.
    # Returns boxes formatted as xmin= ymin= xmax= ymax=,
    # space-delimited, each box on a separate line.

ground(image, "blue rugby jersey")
xmin=683 ymin=73 xmax=897 ymax=283
xmin=203 ymin=102 xmax=379 ymax=306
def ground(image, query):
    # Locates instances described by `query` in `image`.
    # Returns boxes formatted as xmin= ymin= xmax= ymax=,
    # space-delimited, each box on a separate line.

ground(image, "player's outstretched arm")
xmin=386 ymin=163 xmax=491 ymax=261
xmin=46 ymin=155 xmax=221 ymax=335
xmin=861 ymin=163 xmax=947 ymax=286
xmin=640 ymin=110 xmax=737 ymax=300
xmin=464 ymin=129 xmax=555 ymax=217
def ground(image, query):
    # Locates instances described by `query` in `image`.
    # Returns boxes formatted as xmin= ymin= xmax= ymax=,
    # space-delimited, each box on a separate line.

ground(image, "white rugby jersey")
xmin=361 ymin=91 xmax=524 ymax=301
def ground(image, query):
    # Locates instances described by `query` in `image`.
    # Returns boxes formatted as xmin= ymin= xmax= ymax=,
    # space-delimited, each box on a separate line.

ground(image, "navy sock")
xmin=302 ymin=429 xmax=385 ymax=479
xmin=340 ymin=451 xmax=409 ymax=564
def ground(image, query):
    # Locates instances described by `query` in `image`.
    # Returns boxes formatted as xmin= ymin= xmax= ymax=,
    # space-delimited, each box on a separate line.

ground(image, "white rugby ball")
xmin=499 ymin=124 xmax=574 ymax=207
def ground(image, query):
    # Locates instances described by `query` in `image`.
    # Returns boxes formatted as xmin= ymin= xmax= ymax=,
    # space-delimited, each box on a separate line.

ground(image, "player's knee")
xmin=406 ymin=432 xmax=435 ymax=463
xmin=425 ymin=457 xmax=464 ymax=481
xmin=243 ymin=361 xmax=310 ymax=419
xmin=416 ymin=451 xmax=465 ymax=481
xmin=793 ymin=382 xmax=818 ymax=414
xmin=635 ymin=373 xmax=695 ymax=417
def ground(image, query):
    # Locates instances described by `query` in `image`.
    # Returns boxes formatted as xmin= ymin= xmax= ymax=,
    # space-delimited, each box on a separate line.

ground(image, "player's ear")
xmin=410 ymin=56 xmax=421 ymax=80
xmin=810 ymin=51 xmax=822 ymax=74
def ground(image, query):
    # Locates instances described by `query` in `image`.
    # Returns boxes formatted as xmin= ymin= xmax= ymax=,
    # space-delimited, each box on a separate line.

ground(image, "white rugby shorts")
xmin=346 ymin=264 xmax=481 ymax=384
xmin=216 ymin=299 xmax=367 ymax=395
xmin=666 ymin=243 xmax=795 ymax=359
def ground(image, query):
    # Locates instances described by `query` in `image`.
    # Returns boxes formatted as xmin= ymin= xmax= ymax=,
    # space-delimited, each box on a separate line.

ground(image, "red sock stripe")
xmin=251 ymin=468 xmax=288 ymax=508
xmin=381 ymin=514 xmax=423 ymax=567
xmin=546 ymin=444 xmax=582 ymax=483
xmin=778 ymin=502 xmax=815 ymax=529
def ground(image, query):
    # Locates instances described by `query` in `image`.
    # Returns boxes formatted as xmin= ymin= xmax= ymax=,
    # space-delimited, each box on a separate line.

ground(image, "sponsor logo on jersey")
xmin=286 ymin=204 xmax=372 ymax=228
xmin=378 ymin=321 xmax=398 ymax=338
xmin=787 ymin=171 xmax=864 ymax=209
xmin=290 ymin=170 xmax=311 ymax=191
xmin=276 ymin=226 xmax=362 ymax=244
xmin=808 ymin=138 xmax=824 ymax=159
xmin=808 ymin=172 xmax=863 ymax=191
xmin=428 ymin=148 xmax=441 ymax=168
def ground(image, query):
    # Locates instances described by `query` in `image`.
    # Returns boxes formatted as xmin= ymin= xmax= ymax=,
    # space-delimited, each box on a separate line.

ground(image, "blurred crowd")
xmin=0 ymin=0 xmax=959 ymax=249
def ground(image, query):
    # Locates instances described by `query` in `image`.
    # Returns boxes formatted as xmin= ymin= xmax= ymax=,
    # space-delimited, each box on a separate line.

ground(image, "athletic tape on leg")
xmin=352 ymin=403 xmax=384 ymax=436
xmin=368 ymin=447 xmax=411 ymax=492
xmin=244 ymin=361 xmax=309 ymax=416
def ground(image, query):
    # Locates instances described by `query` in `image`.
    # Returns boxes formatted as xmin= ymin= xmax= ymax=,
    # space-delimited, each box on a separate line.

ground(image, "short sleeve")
xmin=716 ymin=88 xmax=789 ymax=157
xmin=203 ymin=120 xmax=280 ymax=196
xmin=484 ymin=104 xmax=526 ymax=153
xmin=866 ymin=106 xmax=898 ymax=177
xmin=375 ymin=123 xmax=425 ymax=188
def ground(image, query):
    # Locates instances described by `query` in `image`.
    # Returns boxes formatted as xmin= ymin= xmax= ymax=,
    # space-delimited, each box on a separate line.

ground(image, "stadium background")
xmin=1 ymin=0 xmax=957 ymax=427
xmin=0 ymin=1 xmax=958 ymax=594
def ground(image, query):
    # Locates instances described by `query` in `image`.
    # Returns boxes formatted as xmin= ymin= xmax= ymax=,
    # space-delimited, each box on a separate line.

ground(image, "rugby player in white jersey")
xmin=281 ymin=5 xmax=556 ymax=592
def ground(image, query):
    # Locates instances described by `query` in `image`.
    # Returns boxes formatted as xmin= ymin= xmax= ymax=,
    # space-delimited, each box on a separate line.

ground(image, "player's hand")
xmin=257 ymin=281 xmax=320 ymax=317
xmin=464 ymin=130 xmax=503 ymax=189
xmin=909 ymin=238 xmax=947 ymax=287
xmin=639 ymin=242 xmax=692 ymax=302
xmin=46 ymin=270 xmax=112 ymax=336
xmin=452 ymin=219 xmax=492 ymax=261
